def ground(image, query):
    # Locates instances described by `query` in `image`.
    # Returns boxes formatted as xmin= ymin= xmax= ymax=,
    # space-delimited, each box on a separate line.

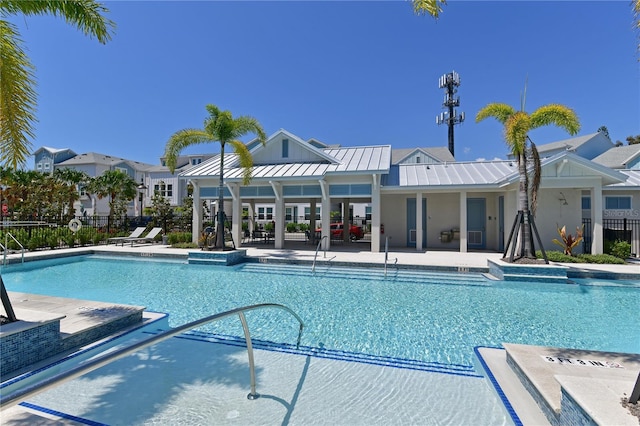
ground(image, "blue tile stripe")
xmin=473 ymin=346 xmax=523 ymax=426
xmin=164 ymin=329 xmax=482 ymax=378
xmin=18 ymin=401 xmax=109 ymax=426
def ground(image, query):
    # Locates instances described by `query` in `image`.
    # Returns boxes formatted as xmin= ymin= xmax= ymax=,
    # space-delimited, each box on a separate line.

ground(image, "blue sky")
xmin=10 ymin=1 xmax=640 ymax=166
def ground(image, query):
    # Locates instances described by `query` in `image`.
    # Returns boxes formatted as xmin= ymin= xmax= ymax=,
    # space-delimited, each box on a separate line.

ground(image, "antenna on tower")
xmin=435 ymin=70 xmax=465 ymax=157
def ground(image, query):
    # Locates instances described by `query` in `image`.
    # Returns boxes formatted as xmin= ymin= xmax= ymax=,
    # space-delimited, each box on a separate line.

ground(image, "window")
xmin=581 ymin=197 xmax=591 ymax=210
xmin=115 ymin=167 xmax=127 ymax=174
xmin=258 ymin=207 xmax=265 ymax=220
xmin=416 ymin=156 xmax=421 ymax=163
xmin=285 ymin=207 xmax=292 ymax=221
xmin=282 ymin=139 xmax=289 ymax=158
xmin=365 ymin=206 xmax=372 ymax=220
xmin=605 ymin=196 xmax=631 ymax=210
xmin=191 ymin=158 xmax=202 ymax=165
xmin=266 ymin=207 xmax=273 ymax=220
xmin=242 ymin=207 xmax=249 ymax=219
xmin=44 ymin=163 xmax=50 ymax=170
xmin=37 ymin=163 xmax=42 ymax=170
xmin=154 ymin=181 xmax=172 ymax=197
xmin=304 ymin=207 xmax=321 ymax=220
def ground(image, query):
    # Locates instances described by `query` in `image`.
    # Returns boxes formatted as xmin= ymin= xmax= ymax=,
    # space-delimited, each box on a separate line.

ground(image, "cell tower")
xmin=435 ymin=71 xmax=465 ymax=157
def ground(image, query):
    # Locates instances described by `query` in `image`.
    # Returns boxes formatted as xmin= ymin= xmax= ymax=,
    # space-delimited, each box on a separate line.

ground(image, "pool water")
xmin=3 ymin=255 xmax=639 ymax=368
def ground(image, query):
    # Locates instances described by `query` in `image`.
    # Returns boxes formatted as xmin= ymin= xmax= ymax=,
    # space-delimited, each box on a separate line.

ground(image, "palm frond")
xmin=164 ymin=129 xmax=213 ymax=173
xmin=0 ymin=20 xmax=36 ymax=169
xmin=0 ymin=0 xmax=115 ymax=44
xmin=530 ymin=104 xmax=580 ymax=135
xmin=232 ymin=116 xmax=267 ymax=144
xmin=411 ymin=0 xmax=446 ymax=18
xmin=229 ymin=140 xmax=254 ymax=185
xmin=475 ymin=103 xmax=516 ymax=125
xmin=504 ymin=111 xmax=531 ymax=156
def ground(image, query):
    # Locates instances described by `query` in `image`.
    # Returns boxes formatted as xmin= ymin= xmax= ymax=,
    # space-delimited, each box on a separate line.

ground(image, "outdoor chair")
xmin=123 ymin=227 xmax=163 ymax=246
xmin=107 ymin=227 xmax=146 ymax=245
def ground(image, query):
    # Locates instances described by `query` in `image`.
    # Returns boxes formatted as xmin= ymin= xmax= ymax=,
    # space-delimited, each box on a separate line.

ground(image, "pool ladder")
xmin=0 ymin=303 xmax=304 ymax=409
xmin=384 ymin=236 xmax=397 ymax=278
xmin=1 ymin=232 xmax=24 ymax=266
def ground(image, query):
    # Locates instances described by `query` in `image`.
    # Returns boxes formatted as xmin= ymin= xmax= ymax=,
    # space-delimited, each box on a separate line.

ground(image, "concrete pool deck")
xmin=1 ymin=244 xmax=639 ymax=424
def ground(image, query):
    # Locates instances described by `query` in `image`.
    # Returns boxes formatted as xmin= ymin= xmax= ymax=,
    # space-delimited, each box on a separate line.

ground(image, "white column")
xmin=415 ymin=192 xmax=423 ymax=251
xmin=248 ymin=200 xmax=255 ymax=236
xmin=320 ymin=180 xmax=331 ymax=250
xmin=591 ymin=181 xmax=603 ymax=254
xmin=270 ymin=181 xmax=285 ymax=249
xmin=309 ymin=199 xmax=317 ymax=242
xmin=371 ymin=174 xmax=381 ymax=253
xmin=228 ymin=183 xmax=241 ymax=247
xmin=460 ymin=191 xmax=468 ymax=253
xmin=191 ymin=180 xmax=201 ymax=244
xmin=342 ymin=198 xmax=350 ymax=242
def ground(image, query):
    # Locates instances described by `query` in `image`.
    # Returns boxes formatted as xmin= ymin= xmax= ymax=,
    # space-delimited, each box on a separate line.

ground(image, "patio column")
xmin=371 ymin=174 xmax=381 ymax=253
xmin=591 ymin=181 xmax=603 ymax=254
xmin=459 ymin=191 xmax=468 ymax=252
xmin=416 ymin=192 xmax=423 ymax=251
xmin=248 ymin=200 xmax=256 ymax=236
xmin=342 ymin=198 xmax=350 ymax=243
xmin=227 ymin=183 xmax=241 ymax=247
xmin=320 ymin=179 xmax=330 ymax=250
xmin=309 ymin=199 xmax=317 ymax=242
xmin=191 ymin=180 xmax=201 ymax=244
xmin=270 ymin=181 xmax=285 ymax=249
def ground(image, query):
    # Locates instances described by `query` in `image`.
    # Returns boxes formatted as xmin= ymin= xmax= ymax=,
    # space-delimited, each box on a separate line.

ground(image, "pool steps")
xmin=236 ymin=263 xmax=492 ymax=286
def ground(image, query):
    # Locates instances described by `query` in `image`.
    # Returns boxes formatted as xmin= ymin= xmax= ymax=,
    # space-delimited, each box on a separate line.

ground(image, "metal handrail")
xmin=0 ymin=303 xmax=304 ymax=409
xmin=383 ymin=236 xmax=397 ymax=278
xmin=312 ymin=236 xmax=328 ymax=272
xmin=2 ymin=233 xmax=24 ymax=266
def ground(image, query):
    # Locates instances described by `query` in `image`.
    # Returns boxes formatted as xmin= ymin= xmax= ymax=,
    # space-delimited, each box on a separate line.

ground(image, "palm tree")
xmin=476 ymin=98 xmax=580 ymax=262
xmin=412 ymin=0 xmax=447 ymax=18
xmin=87 ymin=169 xmax=137 ymax=220
xmin=53 ymin=168 xmax=90 ymax=222
xmin=0 ymin=0 xmax=114 ymax=169
xmin=164 ymin=104 xmax=266 ymax=249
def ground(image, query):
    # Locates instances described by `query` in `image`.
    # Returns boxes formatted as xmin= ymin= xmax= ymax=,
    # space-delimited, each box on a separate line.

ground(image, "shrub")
xmin=167 ymin=232 xmax=192 ymax=245
xmin=551 ymin=225 xmax=583 ymax=256
xmin=47 ymin=233 xmax=60 ymax=249
xmin=27 ymin=236 xmax=44 ymax=251
xmin=604 ymin=239 xmax=631 ymax=259
xmin=172 ymin=242 xmax=199 ymax=249
xmin=286 ymin=222 xmax=298 ymax=233
xmin=538 ymin=250 xmax=580 ymax=263
xmin=577 ymin=254 xmax=625 ymax=264
xmin=298 ymin=223 xmax=309 ymax=232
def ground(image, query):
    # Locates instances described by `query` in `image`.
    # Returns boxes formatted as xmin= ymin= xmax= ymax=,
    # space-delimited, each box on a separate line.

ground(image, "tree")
xmin=87 ymin=169 xmax=137 ymax=219
xmin=411 ymin=0 xmax=447 ymax=18
xmin=0 ymin=0 xmax=114 ymax=169
xmin=476 ymin=97 xmax=580 ymax=263
xmin=53 ymin=168 xmax=90 ymax=222
xmin=164 ymin=104 xmax=266 ymax=249
xmin=626 ymin=135 xmax=640 ymax=145
xmin=597 ymin=125 xmax=610 ymax=140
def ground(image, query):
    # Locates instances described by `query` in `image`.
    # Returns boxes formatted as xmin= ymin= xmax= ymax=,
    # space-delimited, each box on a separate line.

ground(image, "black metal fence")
xmin=0 ymin=214 xmax=192 ymax=251
xmin=582 ymin=218 xmax=639 ymax=257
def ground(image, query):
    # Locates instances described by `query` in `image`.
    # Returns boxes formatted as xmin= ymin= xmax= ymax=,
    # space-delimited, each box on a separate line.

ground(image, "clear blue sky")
xmin=10 ymin=1 xmax=640 ymax=166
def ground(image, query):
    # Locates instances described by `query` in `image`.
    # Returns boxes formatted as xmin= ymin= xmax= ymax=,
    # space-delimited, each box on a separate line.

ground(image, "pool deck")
xmin=1 ymin=244 xmax=639 ymax=425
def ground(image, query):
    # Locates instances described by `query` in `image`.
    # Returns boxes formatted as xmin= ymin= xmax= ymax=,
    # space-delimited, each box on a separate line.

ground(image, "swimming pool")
xmin=3 ymin=255 xmax=639 ymax=367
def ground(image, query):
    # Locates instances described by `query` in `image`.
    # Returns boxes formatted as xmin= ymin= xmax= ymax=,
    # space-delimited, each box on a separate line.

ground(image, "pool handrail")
xmin=2 ymin=233 xmax=24 ymax=266
xmin=312 ymin=235 xmax=328 ymax=272
xmin=0 ymin=302 xmax=304 ymax=410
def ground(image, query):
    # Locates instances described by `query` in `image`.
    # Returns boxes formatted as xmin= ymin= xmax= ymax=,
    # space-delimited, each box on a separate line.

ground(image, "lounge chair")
xmin=124 ymin=227 xmax=163 ymax=246
xmin=107 ymin=227 xmax=146 ymax=245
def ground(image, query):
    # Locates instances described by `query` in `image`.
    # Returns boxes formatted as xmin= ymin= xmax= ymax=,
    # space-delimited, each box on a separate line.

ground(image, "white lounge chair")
xmin=124 ymin=227 xmax=163 ymax=246
xmin=107 ymin=227 xmax=146 ymax=245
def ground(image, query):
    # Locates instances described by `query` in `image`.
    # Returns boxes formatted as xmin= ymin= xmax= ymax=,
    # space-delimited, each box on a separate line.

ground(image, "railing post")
xmin=238 ymin=311 xmax=259 ymax=400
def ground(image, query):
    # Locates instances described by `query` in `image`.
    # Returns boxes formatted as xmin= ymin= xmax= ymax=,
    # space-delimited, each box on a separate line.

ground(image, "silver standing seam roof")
xmin=180 ymin=145 xmax=392 ymax=180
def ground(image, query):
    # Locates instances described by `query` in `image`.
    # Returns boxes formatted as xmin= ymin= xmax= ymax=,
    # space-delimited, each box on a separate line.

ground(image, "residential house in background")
xmin=33 ymin=147 xmax=77 ymax=174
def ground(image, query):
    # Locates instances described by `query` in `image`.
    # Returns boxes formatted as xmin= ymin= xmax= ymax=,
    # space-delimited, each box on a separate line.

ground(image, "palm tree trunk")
xmin=216 ymin=142 xmax=226 ymax=249
xmin=517 ymin=153 xmax=536 ymax=258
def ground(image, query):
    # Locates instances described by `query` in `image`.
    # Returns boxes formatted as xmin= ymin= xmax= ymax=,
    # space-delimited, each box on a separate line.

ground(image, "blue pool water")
xmin=3 ymin=255 xmax=639 ymax=367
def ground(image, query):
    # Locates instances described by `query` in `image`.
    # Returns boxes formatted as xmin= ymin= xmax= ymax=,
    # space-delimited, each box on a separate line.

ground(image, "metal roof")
xmin=608 ymin=170 xmax=640 ymax=188
xmin=391 ymin=147 xmax=455 ymax=164
xmin=390 ymin=160 xmax=517 ymax=188
xmin=181 ymin=145 xmax=391 ymax=180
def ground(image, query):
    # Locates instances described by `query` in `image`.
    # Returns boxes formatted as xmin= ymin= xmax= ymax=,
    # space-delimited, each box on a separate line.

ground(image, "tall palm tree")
xmin=53 ymin=168 xmax=90 ymax=222
xmin=164 ymin=104 xmax=266 ymax=249
xmin=87 ymin=169 xmax=137 ymax=220
xmin=0 ymin=0 xmax=114 ymax=169
xmin=412 ymin=0 xmax=447 ymax=18
xmin=476 ymin=98 xmax=580 ymax=262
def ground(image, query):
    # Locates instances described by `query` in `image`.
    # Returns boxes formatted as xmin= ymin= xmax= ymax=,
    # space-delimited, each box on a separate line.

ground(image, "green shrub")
xmin=167 ymin=232 xmax=192 ymax=245
xmin=27 ymin=236 xmax=44 ymax=251
xmin=286 ymin=222 xmax=298 ymax=233
xmin=537 ymin=250 xmax=626 ymax=264
xmin=47 ymin=233 xmax=60 ymax=249
xmin=298 ymin=223 xmax=309 ymax=232
xmin=171 ymin=242 xmax=199 ymax=249
xmin=577 ymin=253 xmax=625 ymax=264
xmin=604 ymin=239 xmax=631 ymax=259
xmin=77 ymin=228 xmax=92 ymax=246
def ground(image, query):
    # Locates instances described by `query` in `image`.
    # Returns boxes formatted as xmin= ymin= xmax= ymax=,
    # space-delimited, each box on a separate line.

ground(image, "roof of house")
xmin=592 ymin=144 xmax=640 ymax=169
xmin=383 ymin=151 xmax=626 ymax=189
xmin=534 ymin=132 xmax=611 ymax=155
xmin=391 ymin=147 xmax=455 ymax=164
xmin=57 ymin=152 xmax=154 ymax=170
xmin=33 ymin=146 xmax=76 ymax=156
xmin=181 ymin=145 xmax=392 ymax=180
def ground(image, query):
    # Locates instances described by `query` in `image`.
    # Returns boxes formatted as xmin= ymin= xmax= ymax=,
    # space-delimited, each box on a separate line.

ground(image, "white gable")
xmin=251 ymin=130 xmax=336 ymax=166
